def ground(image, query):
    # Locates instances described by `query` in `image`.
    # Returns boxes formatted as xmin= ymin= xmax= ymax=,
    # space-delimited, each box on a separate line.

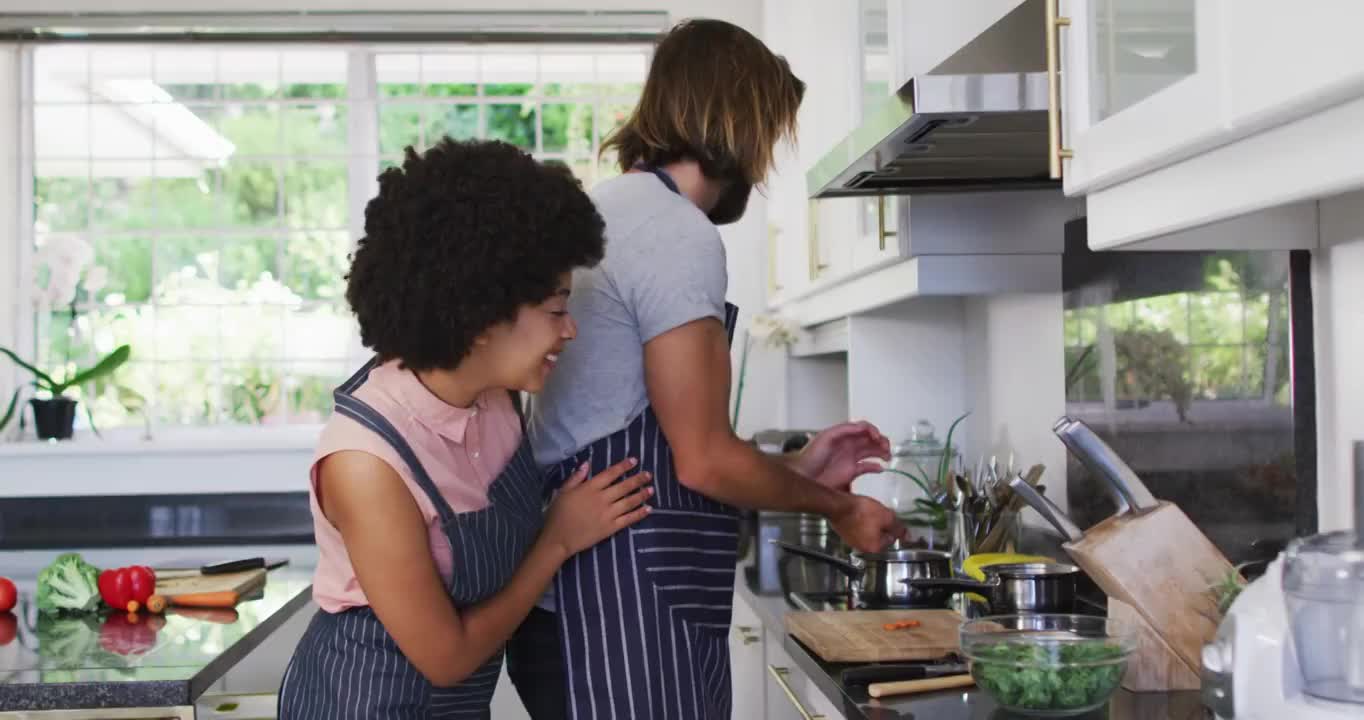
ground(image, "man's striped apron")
xmin=278 ymin=359 xmax=544 ymax=719
xmin=546 ymin=165 xmax=741 ymax=717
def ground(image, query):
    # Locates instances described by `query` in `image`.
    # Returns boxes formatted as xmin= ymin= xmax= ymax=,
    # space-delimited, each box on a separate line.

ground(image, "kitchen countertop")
xmin=738 ymin=565 xmax=1210 ymax=720
xmin=0 ymin=547 xmax=315 ymax=712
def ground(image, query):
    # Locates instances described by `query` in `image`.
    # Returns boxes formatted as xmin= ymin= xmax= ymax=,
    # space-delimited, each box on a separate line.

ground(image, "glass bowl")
xmin=961 ymin=614 xmax=1136 ymax=717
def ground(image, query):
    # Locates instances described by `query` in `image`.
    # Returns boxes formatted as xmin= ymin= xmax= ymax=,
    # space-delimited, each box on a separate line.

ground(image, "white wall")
xmin=1314 ymin=190 xmax=1364 ymax=532
xmin=0 ymin=48 xmax=19 ymax=420
xmin=963 ymin=293 xmax=1069 ymax=508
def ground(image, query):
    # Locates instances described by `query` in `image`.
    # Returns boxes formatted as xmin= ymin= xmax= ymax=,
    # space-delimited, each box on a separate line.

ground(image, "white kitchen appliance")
xmin=1201 ymin=442 xmax=1364 ymax=719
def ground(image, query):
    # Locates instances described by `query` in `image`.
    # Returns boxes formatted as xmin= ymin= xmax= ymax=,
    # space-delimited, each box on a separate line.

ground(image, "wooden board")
xmin=1108 ymin=598 xmax=1201 ymax=692
xmin=1063 ymin=502 xmax=1233 ymax=675
xmin=155 ymin=568 xmax=267 ymax=599
xmin=785 ymin=610 xmax=961 ymax=663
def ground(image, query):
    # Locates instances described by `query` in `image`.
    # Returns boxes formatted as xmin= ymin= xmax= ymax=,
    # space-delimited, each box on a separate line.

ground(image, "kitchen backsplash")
xmin=1061 ymin=221 xmax=1302 ymax=565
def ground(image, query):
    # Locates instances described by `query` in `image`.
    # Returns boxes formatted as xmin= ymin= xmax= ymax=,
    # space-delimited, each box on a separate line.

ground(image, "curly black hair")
xmin=345 ymin=138 xmax=605 ymax=370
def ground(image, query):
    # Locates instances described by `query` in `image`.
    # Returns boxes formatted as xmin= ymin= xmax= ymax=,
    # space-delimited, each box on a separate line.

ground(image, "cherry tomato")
xmin=0 ymin=578 xmax=16 ymax=613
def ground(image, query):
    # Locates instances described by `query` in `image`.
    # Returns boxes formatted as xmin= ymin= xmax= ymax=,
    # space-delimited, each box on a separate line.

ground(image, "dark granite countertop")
xmin=0 ymin=549 xmax=314 ymax=712
xmin=738 ymin=566 xmax=1210 ymax=720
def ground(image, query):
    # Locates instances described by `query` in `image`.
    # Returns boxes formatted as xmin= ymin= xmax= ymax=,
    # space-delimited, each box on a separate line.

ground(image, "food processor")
xmin=1201 ymin=441 xmax=1364 ymax=719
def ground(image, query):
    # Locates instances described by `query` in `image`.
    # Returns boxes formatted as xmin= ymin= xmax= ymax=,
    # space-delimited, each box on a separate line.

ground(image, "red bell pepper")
xmin=98 ymin=566 xmax=157 ymax=613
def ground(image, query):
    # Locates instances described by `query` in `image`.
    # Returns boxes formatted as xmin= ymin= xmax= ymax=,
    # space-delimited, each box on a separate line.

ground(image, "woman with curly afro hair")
xmin=278 ymin=138 xmax=654 ymax=719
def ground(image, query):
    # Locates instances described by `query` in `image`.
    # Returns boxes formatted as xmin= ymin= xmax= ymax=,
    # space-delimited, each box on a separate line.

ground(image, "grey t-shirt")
xmin=528 ymin=171 xmax=728 ymax=466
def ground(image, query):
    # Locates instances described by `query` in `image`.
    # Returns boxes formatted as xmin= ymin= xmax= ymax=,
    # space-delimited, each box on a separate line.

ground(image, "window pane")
xmin=218 ymin=104 xmax=281 ymax=155
xmin=222 ymin=305 xmax=286 ymax=361
xmin=222 ymin=160 xmax=281 ymax=228
xmin=376 ymin=54 xmax=422 ymax=97
xmin=157 ymin=306 xmax=219 ymax=361
xmin=33 ymin=105 xmax=91 ymax=159
xmin=90 ymin=48 xmax=153 ymax=91
xmin=284 ymin=231 xmax=349 ymax=300
xmin=155 ymin=235 xmax=221 ymax=302
xmin=154 ymin=48 xmax=218 ymax=102
xmin=1190 ymin=292 xmax=1243 ymax=345
xmin=222 ymin=363 xmax=284 ymax=424
xmin=219 ymin=50 xmax=280 ymax=100
xmin=35 ymin=170 xmax=91 ymax=232
xmin=487 ymin=104 xmax=536 ymax=150
xmin=156 ymin=362 xmax=218 ymax=424
xmin=154 ymin=105 xmax=227 ymax=162
xmin=153 ymin=170 xmax=221 ymax=229
xmin=94 ymin=234 xmax=153 ymax=304
xmin=282 ymin=161 xmax=347 ymax=229
xmin=541 ymin=53 xmax=595 ymax=92
xmin=91 ymin=162 xmax=155 ymax=230
xmin=1192 ymin=346 xmax=1243 ymax=399
xmin=222 ymin=235 xmax=280 ymax=291
xmin=542 ymin=103 xmax=593 ymax=154
xmin=379 ymin=104 xmax=423 ymax=154
xmin=93 ymin=105 xmax=156 ymax=157
xmin=283 ymin=104 xmax=348 ymax=155
xmin=280 ymin=50 xmax=348 ymax=99
xmin=1133 ymin=293 xmax=1189 ymax=343
xmin=283 ymin=305 xmax=354 ymax=362
xmin=286 ymin=361 xmax=345 ymax=423
xmin=33 ymin=46 xmax=91 ymax=104
xmin=426 ymin=104 xmax=478 ymax=144
xmin=600 ymin=102 xmax=634 ymax=141
xmin=422 ymin=54 xmax=478 ymax=94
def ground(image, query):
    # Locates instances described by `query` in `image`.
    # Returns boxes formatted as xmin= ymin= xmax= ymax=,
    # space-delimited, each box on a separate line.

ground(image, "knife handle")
xmin=868 ymin=674 xmax=974 ymax=699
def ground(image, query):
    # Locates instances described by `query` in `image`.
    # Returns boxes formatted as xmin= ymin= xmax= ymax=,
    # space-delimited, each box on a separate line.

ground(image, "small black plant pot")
xmin=30 ymin=397 xmax=77 ymax=441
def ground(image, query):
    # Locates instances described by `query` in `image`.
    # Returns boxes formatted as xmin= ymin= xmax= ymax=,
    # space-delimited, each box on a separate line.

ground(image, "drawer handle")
xmin=1045 ymin=0 xmax=1073 ymax=179
xmin=734 ymin=626 xmax=760 ymax=645
xmin=876 ymin=196 xmax=897 ymax=251
xmin=767 ymin=665 xmax=826 ymax=720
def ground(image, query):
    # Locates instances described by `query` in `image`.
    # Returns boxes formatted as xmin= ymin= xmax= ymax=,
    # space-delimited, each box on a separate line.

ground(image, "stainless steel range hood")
xmin=808 ymin=0 xmax=1056 ymax=198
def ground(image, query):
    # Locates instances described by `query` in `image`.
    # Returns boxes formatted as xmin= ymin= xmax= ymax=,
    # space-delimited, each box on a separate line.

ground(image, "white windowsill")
xmin=0 ymin=424 xmax=324 ymax=458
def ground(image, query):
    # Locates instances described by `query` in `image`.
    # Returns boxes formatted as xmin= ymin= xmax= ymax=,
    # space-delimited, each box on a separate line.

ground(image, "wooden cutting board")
xmin=785 ymin=610 xmax=961 ymax=663
xmin=155 ymin=568 xmax=267 ymax=599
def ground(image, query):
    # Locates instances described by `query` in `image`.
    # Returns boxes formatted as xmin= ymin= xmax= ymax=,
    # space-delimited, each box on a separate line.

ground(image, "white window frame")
xmin=6 ymin=37 xmax=653 ymax=451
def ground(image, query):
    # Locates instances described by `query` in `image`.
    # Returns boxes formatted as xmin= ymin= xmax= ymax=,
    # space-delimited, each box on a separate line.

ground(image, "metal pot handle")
xmin=902 ymin=577 xmax=996 ymax=594
xmin=771 ymin=540 xmax=863 ymax=580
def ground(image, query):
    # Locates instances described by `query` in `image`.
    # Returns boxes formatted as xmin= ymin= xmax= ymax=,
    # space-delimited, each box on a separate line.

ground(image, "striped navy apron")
xmin=543 ymin=165 xmax=741 ymax=720
xmin=278 ymin=358 xmax=544 ymax=720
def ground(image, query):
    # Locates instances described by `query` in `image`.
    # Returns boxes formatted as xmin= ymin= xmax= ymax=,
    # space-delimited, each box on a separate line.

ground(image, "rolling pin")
xmin=869 ymin=673 xmax=974 ymax=699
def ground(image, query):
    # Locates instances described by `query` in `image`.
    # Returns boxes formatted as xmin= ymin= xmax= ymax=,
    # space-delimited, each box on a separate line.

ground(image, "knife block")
xmin=1061 ymin=501 xmax=1234 ymax=691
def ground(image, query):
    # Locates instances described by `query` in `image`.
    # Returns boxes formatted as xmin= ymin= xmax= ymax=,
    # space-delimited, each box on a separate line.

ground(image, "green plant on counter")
xmin=881 ymin=411 xmax=969 ymax=530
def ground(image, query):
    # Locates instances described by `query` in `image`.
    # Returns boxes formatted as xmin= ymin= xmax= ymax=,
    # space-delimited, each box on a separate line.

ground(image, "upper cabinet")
xmin=1057 ymin=0 xmax=1223 ymax=195
xmin=1055 ymin=0 xmax=1364 ymax=248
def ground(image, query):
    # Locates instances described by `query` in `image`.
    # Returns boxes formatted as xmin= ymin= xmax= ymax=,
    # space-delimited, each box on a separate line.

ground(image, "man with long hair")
xmin=515 ymin=19 xmax=906 ymax=719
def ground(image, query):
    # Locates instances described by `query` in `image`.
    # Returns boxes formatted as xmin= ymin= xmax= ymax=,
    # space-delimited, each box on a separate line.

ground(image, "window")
xmin=21 ymin=43 xmax=648 ymax=434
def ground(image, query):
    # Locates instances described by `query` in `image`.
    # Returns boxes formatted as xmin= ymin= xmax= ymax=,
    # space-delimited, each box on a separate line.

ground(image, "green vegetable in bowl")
xmin=971 ymin=639 xmax=1127 ymax=712
xmin=37 ymin=553 xmax=102 ymax=615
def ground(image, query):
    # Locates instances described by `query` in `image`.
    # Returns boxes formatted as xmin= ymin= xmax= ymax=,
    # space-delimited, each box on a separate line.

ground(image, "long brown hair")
xmin=602 ymin=19 xmax=805 ymax=185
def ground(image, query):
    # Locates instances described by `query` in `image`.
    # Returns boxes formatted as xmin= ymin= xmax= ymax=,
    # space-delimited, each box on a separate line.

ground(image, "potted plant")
xmin=1 ymin=237 xmax=131 ymax=441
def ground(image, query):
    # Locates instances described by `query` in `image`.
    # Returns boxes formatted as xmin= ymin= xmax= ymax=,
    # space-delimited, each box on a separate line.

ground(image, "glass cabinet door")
xmin=1059 ymin=0 xmax=1226 ymax=195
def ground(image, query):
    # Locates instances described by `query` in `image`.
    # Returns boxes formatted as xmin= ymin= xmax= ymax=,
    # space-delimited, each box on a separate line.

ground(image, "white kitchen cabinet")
xmin=1057 ymin=0 xmax=1224 ymax=195
xmin=730 ymin=590 xmax=767 ymax=720
xmin=1060 ymin=0 xmax=1364 ymax=196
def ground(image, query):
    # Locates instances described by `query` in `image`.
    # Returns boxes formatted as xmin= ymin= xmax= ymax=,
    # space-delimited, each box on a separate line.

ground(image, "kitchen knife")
xmin=1053 ymin=416 xmax=1159 ymax=513
xmin=840 ymin=662 xmax=968 ymax=686
xmin=1008 ymin=473 xmax=1084 ymax=543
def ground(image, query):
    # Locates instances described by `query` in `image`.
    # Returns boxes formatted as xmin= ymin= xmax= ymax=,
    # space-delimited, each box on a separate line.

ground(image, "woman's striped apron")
xmin=544 ymin=164 xmax=741 ymax=720
xmin=278 ymin=359 xmax=544 ymax=719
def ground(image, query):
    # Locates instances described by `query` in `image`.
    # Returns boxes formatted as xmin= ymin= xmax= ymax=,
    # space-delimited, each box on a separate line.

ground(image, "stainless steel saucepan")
xmin=772 ymin=540 xmax=954 ymax=607
xmin=903 ymin=562 xmax=1080 ymax=614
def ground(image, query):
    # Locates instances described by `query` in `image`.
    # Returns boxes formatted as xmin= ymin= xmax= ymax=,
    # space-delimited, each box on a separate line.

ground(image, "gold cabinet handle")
xmin=768 ymin=666 xmax=826 ymax=720
xmin=734 ymin=625 xmax=760 ymax=645
xmin=1046 ymin=0 xmax=1073 ymax=179
xmin=767 ymin=227 xmax=783 ymax=293
xmin=807 ymin=199 xmax=829 ymax=280
xmin=876 ymin=196 xmax=897 ymax=252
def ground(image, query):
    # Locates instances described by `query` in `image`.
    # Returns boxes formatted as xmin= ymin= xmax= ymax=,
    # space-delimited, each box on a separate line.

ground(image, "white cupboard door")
xmin=1059 ymin=0 xmax=1227 ymax=195
xmin=1225 ymin=2 xmax=1364 ymax=132
xmin=851 ymin=0 xmax=905 ymax=272
xmin=730 ymin=592 xmax=766 ymax=720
